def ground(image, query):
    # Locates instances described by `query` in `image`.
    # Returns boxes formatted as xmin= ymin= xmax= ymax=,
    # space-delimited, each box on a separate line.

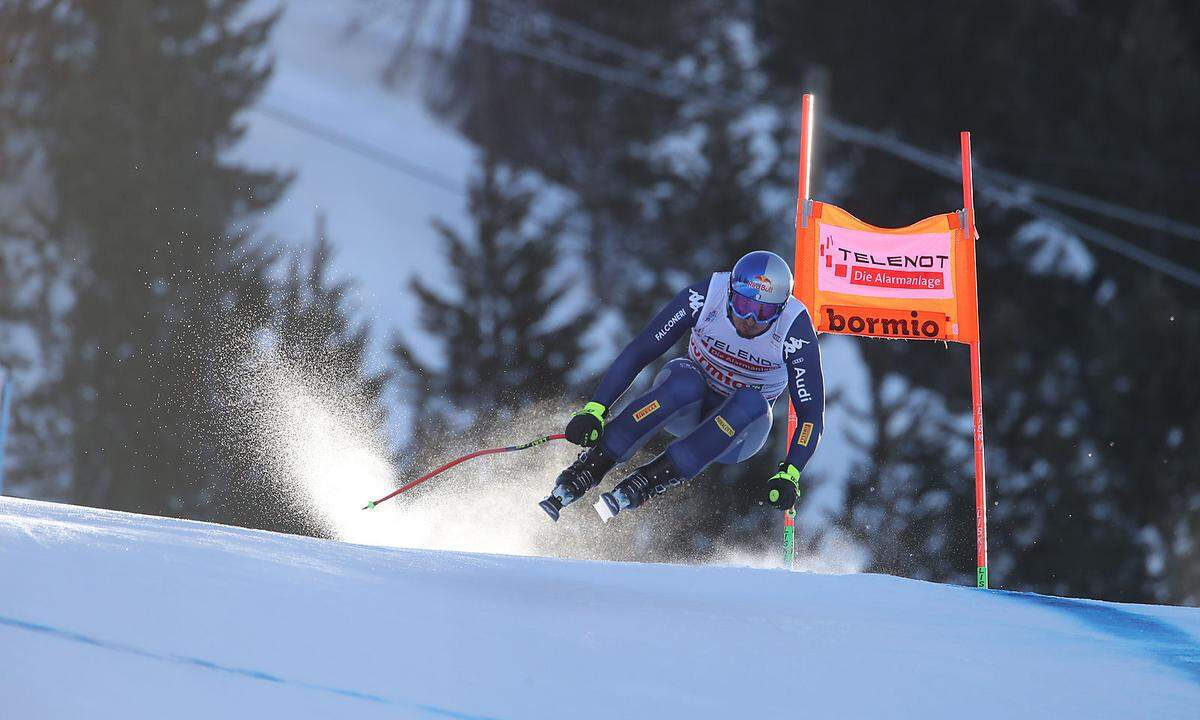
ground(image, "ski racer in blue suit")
xmin=539 ymin=250 xmax=825 ymax=522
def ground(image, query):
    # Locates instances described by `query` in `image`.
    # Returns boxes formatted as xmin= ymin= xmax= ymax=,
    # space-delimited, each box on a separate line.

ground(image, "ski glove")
xmin=765 ymin=463 xmax=801 ymax=509
xmin=565 ymin=401 xmax=606 ymax=447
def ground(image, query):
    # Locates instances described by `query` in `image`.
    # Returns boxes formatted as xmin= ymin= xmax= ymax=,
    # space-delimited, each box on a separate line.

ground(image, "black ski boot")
xmin=594 ymin=454 xmax=685 ymax=522
xmin=538 ymin=445 xmax=617 ymax=521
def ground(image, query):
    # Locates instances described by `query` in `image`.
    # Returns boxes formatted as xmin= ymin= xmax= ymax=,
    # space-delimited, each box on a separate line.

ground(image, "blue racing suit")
xmin=590 ymin=276 xmax=824 ymax=479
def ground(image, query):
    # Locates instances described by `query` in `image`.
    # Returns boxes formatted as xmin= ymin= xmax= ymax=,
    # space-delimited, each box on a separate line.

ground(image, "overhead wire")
xmin=251 ymin=102 xmax=465 ymax=196
xmin=460 ymin=1 xmax=1200 ymax=287
xmin=1020 ymin=200 xmax=1200 ymax=288
xmin=260 ymin=0 xmax=1200 ymax=287
xmin=463 ymin=28 xmax=686 ymax=99
xmin=477 ymin=1 xmax=1200 ymax=241
xmin=976 ymin=164 xmax=1200 ymax=243
xmin=480 ymin=0 xmax=676 ymax=73
xmin=825 ymin=118 xmax=1200 ymax=288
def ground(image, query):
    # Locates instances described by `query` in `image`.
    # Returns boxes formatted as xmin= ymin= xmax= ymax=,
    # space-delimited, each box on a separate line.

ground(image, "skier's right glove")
xmin=765 ymin=463 xmax=801 ymax=509
xmin=565 ymin=401 xmax=606 ymax=447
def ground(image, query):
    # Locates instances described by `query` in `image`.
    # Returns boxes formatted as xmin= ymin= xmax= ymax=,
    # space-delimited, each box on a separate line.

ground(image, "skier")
xmin=539 ymin=250 xmax=824 ymax=522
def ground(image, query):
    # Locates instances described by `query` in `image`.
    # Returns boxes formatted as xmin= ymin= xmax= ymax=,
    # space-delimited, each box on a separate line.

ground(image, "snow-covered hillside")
xmin=236 ymin=0 xmax=474 ymax=336
xmin=1 ymin=497 xmax=1197 ymax=719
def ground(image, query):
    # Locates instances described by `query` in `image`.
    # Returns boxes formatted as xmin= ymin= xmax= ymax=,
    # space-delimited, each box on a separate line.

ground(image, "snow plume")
xmin=232 ymin=343 xmax=393 ymax=542
xmin=230 ymin=346 xmax=711 ymax=563
xmin=706 ymin=527 xmax=868 ymax=574
xmin=364 ymin=398 xmax=683 ymax=562
xmin=229 ymin=340 xmax=865 ymax=572
xmin=229 ymin=341 xmax=611 ymax=557
xmin=795 ymin=531 xmax=870 ymax=574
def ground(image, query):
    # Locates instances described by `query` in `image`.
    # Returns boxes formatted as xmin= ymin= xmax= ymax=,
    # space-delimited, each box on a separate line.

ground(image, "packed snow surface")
xmin=1 ymin=497 xmax=1198 ymax=719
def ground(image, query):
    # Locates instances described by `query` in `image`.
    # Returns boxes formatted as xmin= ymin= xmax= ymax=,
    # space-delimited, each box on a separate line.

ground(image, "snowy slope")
xmin=1 ymin=497 xmax=1197 ymax=719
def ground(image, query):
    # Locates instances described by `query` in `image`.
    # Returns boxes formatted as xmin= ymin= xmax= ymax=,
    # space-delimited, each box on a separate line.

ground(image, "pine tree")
xmin=273 ymin=216 xmax=389 ymax=417
xmin=392 ymin=157 xmax=588 ymax=459
xmin=753 ymin=0 xmax=1200 ymax=601
xmin=9 ymin=0 xmax=287 ymax=517
xmin=0 ymin=3 xmax=75 ymax=494
xmin=400 ymin=0 xmax=710 ymax=311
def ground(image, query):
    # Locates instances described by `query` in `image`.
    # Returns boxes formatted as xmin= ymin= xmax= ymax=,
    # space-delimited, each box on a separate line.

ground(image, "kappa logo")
xmin=783 ymin=336 xmax=810 ymax=357
xmin=633 ymin=400 xmax=661 ymax=422
xmin=688 ymin=289 xmax=705 ymax=317
xmin=714 ymin=415 xmax=735 ymax=437
xmin=797 ymin=421 xmax=814 ymax=446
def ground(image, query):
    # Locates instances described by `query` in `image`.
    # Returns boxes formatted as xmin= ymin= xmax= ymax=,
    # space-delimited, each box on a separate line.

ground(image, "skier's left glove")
xmin=765 ymin=463 xmax=801 ymax=509
xmin=565 ymin=401 xmax=606 ymax=447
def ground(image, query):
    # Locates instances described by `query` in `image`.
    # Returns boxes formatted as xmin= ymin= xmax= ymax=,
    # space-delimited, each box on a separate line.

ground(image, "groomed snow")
xmin=1 ymin=496 xmax=1197 ymax=718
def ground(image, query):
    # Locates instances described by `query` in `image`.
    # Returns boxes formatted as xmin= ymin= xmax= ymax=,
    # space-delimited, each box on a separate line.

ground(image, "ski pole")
xmin=362 ymin=434 xmax=568 ymax=510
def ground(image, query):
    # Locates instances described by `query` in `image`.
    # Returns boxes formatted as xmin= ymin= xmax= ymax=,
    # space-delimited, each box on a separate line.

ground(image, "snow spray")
xmin=230 ymin=344 xmax=864 ymax=571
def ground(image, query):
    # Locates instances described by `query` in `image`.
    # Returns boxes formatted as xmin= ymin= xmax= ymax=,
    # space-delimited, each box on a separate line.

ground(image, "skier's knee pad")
xmin=723 ymin=387 xmax=769 ymax=425
xmin=715 ymin=411 xmax=772 ymax=464
xmin=653 ymin=358 xmax=708 ymax=403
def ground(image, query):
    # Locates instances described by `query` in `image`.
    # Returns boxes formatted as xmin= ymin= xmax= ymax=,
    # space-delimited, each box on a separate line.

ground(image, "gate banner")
xmin=794 ymin=201 xmax=980 ymax=345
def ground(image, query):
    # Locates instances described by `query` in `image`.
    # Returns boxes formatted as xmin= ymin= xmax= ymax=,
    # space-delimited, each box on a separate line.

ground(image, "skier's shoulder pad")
xmin=781 ymin=298 xmax=818 ymax=361
xmin=676 ymin=275 xmax=715 ymax=319
xmin=783 ymin=294 xmax=811 ymax=319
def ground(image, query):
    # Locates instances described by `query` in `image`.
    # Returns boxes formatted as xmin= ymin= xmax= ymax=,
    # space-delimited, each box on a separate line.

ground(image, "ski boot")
xmin=538 ymin=445 xmax=617 ymax=521
xmin=594 ymin=454 xmax=685 ymax=522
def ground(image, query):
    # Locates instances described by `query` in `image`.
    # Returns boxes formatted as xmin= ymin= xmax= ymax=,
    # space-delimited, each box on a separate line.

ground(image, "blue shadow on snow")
xmin=996 ymin=591 xmax=1200 ymax=686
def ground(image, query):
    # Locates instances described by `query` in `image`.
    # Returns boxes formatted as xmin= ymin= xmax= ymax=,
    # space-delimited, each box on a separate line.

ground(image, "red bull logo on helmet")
xmin=747 ymin=274 xmax=774 ymax=295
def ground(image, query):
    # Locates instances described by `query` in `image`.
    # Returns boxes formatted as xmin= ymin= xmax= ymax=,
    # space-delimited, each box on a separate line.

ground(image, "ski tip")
xmin=538 ymin=497 xmax=561 ymax=522
xmin=594 ymin=494 xmax=617 ymax=523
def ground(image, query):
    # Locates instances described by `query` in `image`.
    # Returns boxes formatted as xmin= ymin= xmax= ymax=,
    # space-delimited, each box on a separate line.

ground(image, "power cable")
xmin=824 ymin=118 xmax=1200 ymax=288
xmin=1022 ymin=199 xmax=1200 ymax=288
xmin=977 ymin=165 xmax=1200 ymax=242
xmin=469 ymin=1 xmax=1200 ymax=247
xmin=453 ymin=5 xmax=1200 ymax=286
xmin=480 ymin=0 xmax=674 ymax=73
xmin=251 ymin=102 xmax=465 ymax=196
xmin=261 ymin=2 xmax=1200 ymax=288
xmin=462 ymin=27 xmax=686 ymax=99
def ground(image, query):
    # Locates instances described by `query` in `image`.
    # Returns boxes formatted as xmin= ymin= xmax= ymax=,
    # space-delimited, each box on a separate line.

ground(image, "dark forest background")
xmin=0 ymin=0 xmax=1197 ymax=605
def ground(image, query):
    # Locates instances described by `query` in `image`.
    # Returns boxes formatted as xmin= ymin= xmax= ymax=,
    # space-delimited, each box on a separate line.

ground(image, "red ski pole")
xmin=362 ymin=434 xmax=568 ymax=510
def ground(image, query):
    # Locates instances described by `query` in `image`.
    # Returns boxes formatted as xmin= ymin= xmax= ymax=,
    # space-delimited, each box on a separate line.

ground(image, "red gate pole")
xmin=961 ymin=131 xmax=989 ymax=589
xmin=785 ymin=93 xmax=815 ymax=571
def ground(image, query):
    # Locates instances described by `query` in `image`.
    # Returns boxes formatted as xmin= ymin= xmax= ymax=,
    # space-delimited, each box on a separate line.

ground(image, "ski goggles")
xmin=728 ymin=290 xmax=784 ymax=323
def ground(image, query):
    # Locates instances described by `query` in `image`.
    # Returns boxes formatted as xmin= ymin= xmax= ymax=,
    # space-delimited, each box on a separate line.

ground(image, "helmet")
xmin=728 ymin=251 xmax=792 ymax=325
xmin=730 ymin=251 xmax=793 ymax=303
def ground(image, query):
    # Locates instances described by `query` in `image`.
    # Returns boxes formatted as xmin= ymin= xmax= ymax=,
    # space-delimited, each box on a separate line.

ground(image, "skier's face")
xmin=729 ymin=310 xmax=772 ymax=338
xmin=727 ymin=283 xmax=783 ymax=338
